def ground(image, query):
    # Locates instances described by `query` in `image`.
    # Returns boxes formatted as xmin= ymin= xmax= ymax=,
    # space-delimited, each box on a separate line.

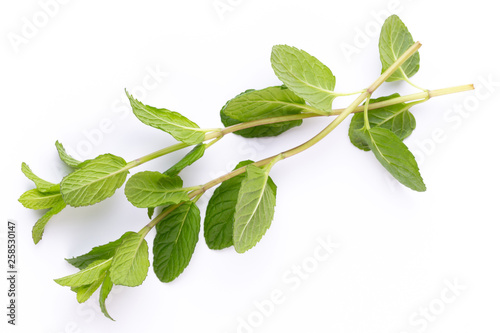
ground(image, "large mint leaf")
xmin=110 ymin=232 xmax=150 ymax=287
xmin=220 ymin=87 xmax=303 ymax=138
xmin=221 ymin=110 xmax=302 ymax=138
xmin=379 ymin=15 xmax=420 ymax=82
xmin=126 ymin=91 xmax=205 ymax=145
xmin=204 ymin=160 xmax=276 ymax=250
xmin=125 ymin=171 xmax=189 ymax=208
xmin=204 ymin=161 xmax=253 ymax=250
xmin=349 ymin=94 xmax=416 ymax=151
xmin=271 ymin=45 xmax=336 ymax=112
xmin=366 ymin=127 xmax=426 ymax=192
xmin=153 ymin=202 xmax=200 ymax=282
xmin=60 ymin=154 xmax=128 ymax=207
xmin=222 ymin=85 xmax=311 ymax=121
xmin=233 ymin=165 xmax=277 ymax=253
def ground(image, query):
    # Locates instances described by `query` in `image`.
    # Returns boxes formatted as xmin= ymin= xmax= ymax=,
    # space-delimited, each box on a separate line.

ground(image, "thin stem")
xmin=332 ymin=89 xmax=367 ymax=97
xmin=363 ymin=94 xmax=372 ymax=130
xmin=204 ymin=136 xmax=222 ymax=149
xmin=205 ymin=84 xmax=475 ymax=139
xmin=127 ymin=142 xmax=189 ymax=169
xmin=138 ymin=203 xmax=180 ymax=236
xmin=403 ymin=76 xmax=427 ymax=92
xmin=368 ymin=42 xmax=422 ymax=94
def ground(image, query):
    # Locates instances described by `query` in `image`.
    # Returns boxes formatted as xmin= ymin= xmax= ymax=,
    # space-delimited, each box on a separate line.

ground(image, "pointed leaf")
xmin=55 ymin=141 xmax=83 ymax=168
xmin=222 ymin=85 xmax=312 ymax=121
xmin=65 ymin=232 xmax=134 ymax=269
xmin=60 ymin=154 xmax=129 ymax=207
xmin=32 ymin=200 xmax=66 ymax=244
xmin=164 ymin=144 xmax=206 ymax=177
xmin=110 ymin=232 xmax=150 ymax=287
xmin=125 ymin=171 xmax=189 ymax=208
xmin=21 ymin=163 xmax=60 ymax=193
xmin=221 ymin=110 xmax=302 ymax=138
xmin=220 ymin=86 xmax=305 ymax=138
xmin=153 ymin=202 xmax=201 ymax=282
xmin=349 ymin=94 xmax=416 ymax=151
xmin=271 ymin=45 xmax=336 ymax=112
xmin=233 ymin=165 xmax=277 ymax=253
xmin=126 ymin=91 xmax=205 ymax=145
xmin=204 ymin=160 xmax=276 ymax=250
xmin=74 ymin=273 xmax=106 ymax=303
xmin=19 ymin=189 xmax=63 ymax=210
xmin=366 ymin=127 xmax=426 ymax=191
xmin=379 ymin=15 xmax=420 ymax=82
xmin=54 ymin=259 xmax=112 ymax=287
xmin=99 ymin=273 xmax=115 ymax=320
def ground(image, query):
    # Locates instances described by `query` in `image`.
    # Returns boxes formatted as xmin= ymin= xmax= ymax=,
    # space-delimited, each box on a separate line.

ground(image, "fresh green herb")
xmin=19 ymin=15 xmax=474 ymax=319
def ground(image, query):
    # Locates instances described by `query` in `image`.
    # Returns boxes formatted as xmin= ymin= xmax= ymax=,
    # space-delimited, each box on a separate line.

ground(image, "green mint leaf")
xmin=54 ymin=259 xmax=112 ymax=287
xmin=222 ymin=85 xmax=309 ymax=121
xmin=60 ymin=154 xmax=129 ymax=207
xmin=19 ymin=189 xmax=63 ymax=210
xmin=66 ymin=232 xmax=134 ymax=269
xmin=126 ymin=90 xmax=205 ymax=145
xmin=205 ymin=160 xmax=273 ymax=250
xmin=271 ymin=45 xmax=336 ymax=113
xmin=110 ymin=232 xmax=150 ymax=287
xmin=366 ymin=127 xmax=426 ymax=191
xmin=73 ymin=272 xmax=106 ymax=303
xmin=55 ymin=141 xmax=83 ymax=169
xmin=379 ymin=15 xmax=420 ymax=82
xmin=220 ymin=86 xmax=305 ymax=138
xmin=99 ymin=272 xmax=115 ymax=320
xmin=21 ymin=162 xmax=60 ymax=193
xmin=349 ymin=94 xmax=416 ymax=151
xmin=32 ymin=200 xmax=66 ymax=244
xmin=221 ymin=110 xmax=302 ymax=138
xmin=153 ymin=202 xmax=201 ymax=282
xmin=125 ymin=171 xmax=189 ymax=208
xmin=233 ymin=165 xmax=277 ymax=253
xmin=164 ymin=144 xmax=206 ymax=177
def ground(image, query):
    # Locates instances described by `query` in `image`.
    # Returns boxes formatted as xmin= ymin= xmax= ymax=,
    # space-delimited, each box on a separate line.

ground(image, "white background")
xmin=1 ymin=0 xmax=499 ymax=332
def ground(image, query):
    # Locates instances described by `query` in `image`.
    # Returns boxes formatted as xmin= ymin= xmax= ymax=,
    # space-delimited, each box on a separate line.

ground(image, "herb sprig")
xmin=19 ymin=15 xmax=474 ymax=320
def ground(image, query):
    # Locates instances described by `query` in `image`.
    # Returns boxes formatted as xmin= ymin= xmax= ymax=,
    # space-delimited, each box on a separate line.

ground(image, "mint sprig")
xmin=18 ymin=15 xmax=475 ymax=319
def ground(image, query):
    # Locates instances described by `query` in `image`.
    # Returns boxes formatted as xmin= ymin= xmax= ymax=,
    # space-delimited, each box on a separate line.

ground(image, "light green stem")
xmin=363 ymin=94 xmax=372 ymax=130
